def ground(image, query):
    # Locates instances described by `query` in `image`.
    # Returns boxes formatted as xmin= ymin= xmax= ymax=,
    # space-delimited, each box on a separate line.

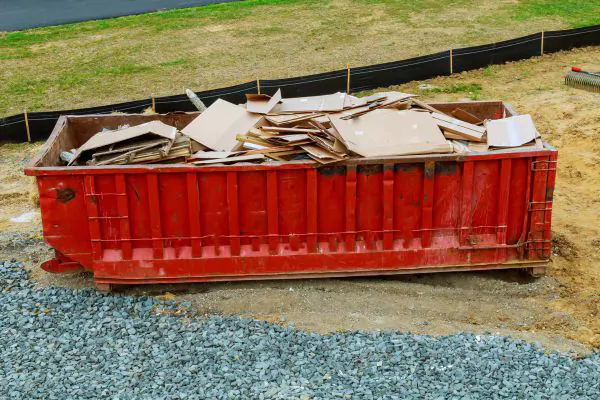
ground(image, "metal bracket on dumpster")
xmin=41 ymin=258 xmax=84 ymax=273
xmin=531 ymin=160 xmax=557 ymax=171
xmin=528 ymin=201 xmax=553 ymax=211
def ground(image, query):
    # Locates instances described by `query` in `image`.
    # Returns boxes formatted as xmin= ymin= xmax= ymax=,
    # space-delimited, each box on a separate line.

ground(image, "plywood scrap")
xmin=432 ymin=112 xmax=485 ymax=142
xmin=486 ymin=114 xmax=538 ymax=147
xmin=410 ymin=98 xmax=444 ymax=114
xmin=245 ymin=89 xmax=282 ymax=114
xmin=181 ymin=99 xmax=262 ymax=151
xmin=330 ymin=109 xmax=452 ymax=157
xmin=451 ymin=108 xmax=483 ymax=125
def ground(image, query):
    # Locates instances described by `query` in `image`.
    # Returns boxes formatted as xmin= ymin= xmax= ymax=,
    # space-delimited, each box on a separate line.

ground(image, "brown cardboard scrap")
xmin=70 ymin=120 xmax=177 ymax=165
xmin=268 ymin=134 xmax=313 ymax=144
xmin=189 ymin=151 xmax=241 ymax=160
xmin=432 ymin=112 xmax=485 ymax=142
xmin=181 ymin=99 xmax=262 ymax=151
xmin=92 ymin=134 xmax=191 ymax=166
xmin=273 ymin=92 xmax=347 ymax=113
xmin=330 ymin=109 xmax=452 ymax=157
xmin=360 ymin=91 xmax=416 ymax=104
xmin=261 ymin=126 xmax=321 ymax=134
xmin=486 ymin=114 xmax=538 ymax=147
xmin=265 ymin=113 xmax=323 ymax=126
xmin=468 ymin=142 xmax=489 ymax=152
xmin=245 ymin=89 xmax=282 ymax=114
xmin=191 ymin=154 xmax=266 ymax=165
xmin=301 ymin=144 xmax=345 ymax=164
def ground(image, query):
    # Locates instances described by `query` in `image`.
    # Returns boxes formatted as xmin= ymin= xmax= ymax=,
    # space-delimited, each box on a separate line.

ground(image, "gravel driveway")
xmin=1 ymin=259 xmax=599 ymax=399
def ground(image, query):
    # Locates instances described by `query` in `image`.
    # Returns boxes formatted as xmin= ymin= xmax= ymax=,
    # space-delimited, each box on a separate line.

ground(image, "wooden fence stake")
xmin=257 ymin=79 xmax=261 ymax=95
xmin=346 ymin=64 xmax=351 ymax=94
xmin=541 ymin=31 xmax=544 ymax=55
xmin=24 ymin=109 xmax=31 ymax=143
xmin=450 ymin=48 xmax=453 ymax=75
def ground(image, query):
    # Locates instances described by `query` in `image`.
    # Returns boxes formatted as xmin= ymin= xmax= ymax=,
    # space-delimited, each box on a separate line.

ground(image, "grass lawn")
xmin=1 ymin=0 xmax=599 ymax=117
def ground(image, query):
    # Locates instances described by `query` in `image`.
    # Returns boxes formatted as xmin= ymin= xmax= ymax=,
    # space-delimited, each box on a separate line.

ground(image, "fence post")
xmin=151 ymin=94 xmax=156 ymax=113
xmin=450 ymin=48 xmax=454 ymax=75
xmin=24 ymin=109 xmax=31 ymax=143
xmin=541 ymin=31 xmax=544 ymax=55
xmin=257 ymin=79 xmax=261 ymax=95
xmin=346 ymin=64 xmax=351 ymax=94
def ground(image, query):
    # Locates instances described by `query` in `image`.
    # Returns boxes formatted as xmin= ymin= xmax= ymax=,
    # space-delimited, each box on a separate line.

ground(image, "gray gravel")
xmin=1 ymin=260 xmax=599 ymax=399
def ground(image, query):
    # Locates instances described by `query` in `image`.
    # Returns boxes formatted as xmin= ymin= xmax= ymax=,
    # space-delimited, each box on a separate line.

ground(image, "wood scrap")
xmin=432 ymin=112 xmax=485 ymax=142
xmin=451 ymin=108 xmax=483 ymax=125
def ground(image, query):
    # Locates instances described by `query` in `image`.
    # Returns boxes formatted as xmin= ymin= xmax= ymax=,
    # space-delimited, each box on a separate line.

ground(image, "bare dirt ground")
xmin=1 ymin=46 xmax=598 ymax=354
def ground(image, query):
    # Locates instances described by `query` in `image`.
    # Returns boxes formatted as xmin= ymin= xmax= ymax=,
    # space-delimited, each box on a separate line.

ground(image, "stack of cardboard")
xmin=66 ymin=89 xmax=543 ymax=167
xmin=68 ymin=121 xmax=193 ymax=166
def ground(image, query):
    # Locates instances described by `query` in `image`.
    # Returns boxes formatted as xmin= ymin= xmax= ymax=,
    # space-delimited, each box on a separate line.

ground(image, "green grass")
xmin=421 ymin=83 xmax=483 ymax=100
xmin=513 ymin=0 xmax=600 ymax=28
xmin=0 ymin=0 xmax=598 ymax=117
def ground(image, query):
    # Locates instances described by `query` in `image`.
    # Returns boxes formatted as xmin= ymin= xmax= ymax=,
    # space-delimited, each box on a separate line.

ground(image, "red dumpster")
xmin=25 ymin=101 xmax=557 ymax=290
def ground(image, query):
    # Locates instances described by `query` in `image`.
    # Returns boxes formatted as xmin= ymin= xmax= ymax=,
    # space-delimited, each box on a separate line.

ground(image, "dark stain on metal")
xmin=133 ymin=187 xmax=141 ymax=202
xmin=394 ymin=163 xmax=417 ymax=173
xmin=435 ymin=162 xmax=458 ymax=176
xmin=357 ymin=164 xmax=382 ymax=176
xmin=546 ymin=186 xmax=554 ymax=202
xmin=56 ymin=188 xmax=75 ymax=203
xmin=318 ymin=166 xmax=346 ymax=176
xmin=424 ymin=162 xmax=435 ymax=179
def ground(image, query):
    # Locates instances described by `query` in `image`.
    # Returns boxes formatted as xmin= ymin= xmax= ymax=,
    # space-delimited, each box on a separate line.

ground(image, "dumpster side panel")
xmin=33 ymin=152 xmax=555 ymax=285
xmin=37 ymin=174 xmax=92 ymax=266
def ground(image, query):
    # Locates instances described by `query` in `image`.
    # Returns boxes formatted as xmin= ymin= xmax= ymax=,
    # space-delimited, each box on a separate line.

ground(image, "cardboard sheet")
xmin=70 ymin=121 xmax=177 ymax=165
xmin=181 ymin=99 xmax=262 ymax=151
xmin=486 ymin=114 xmax=538 ymax=147
xmin=191 ymin=154 xmax=265 ymax=165
xmin=330 ymin=109 xmax=452 ymax=157
xmin=273 ymin=92 xmax=347 ymax=113
xmin=245 ymin=89 xmax=282 ymax=114
xmin=360 ymin=91 xmax=416 ymax=103
xmin=432 ymin=112 xmax=485 ymax=142
xmin=189 ymin=151 xmax=240 ymax=160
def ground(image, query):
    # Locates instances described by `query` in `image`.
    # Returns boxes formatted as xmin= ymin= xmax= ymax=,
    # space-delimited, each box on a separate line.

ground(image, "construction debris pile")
xmin=63 ymin=89 xmax=543 ymax=166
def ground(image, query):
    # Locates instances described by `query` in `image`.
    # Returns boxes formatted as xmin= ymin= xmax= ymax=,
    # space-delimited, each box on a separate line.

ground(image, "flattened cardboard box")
xmin=330 ymin=109 xmax=452 ymax=157
xmin=181 ymin=99 xmax=262 ymax=151
xmin=245 ymin=89 xmax=282 ymax=114
xmin=273 ymin=92 xmax=347 ymax=113
xmin=69 ymin=120 xmax=177 ymax=165
xmin=486 ymin=114 xmax=537 ymax=147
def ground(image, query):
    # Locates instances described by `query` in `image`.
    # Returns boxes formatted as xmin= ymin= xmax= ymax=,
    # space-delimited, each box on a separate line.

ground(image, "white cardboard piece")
xmin=181 ymin=99 xmax=262 ymax=151
xmin=486 ymin=114 xmax=538 ymax=147
xmin=273 ymin=92 xmax=347 ymax=113
xmin=330 ymin=109 xmax=452 ymax=157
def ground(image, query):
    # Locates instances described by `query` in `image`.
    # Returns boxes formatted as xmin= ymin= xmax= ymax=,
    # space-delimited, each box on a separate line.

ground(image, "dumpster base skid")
xmin=87 ymin=259 xmax=548 ymax=290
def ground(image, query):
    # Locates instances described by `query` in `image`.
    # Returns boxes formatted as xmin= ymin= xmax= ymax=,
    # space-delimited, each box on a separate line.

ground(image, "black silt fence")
xmin=1 ymin=25 xmax=599 ymax=143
